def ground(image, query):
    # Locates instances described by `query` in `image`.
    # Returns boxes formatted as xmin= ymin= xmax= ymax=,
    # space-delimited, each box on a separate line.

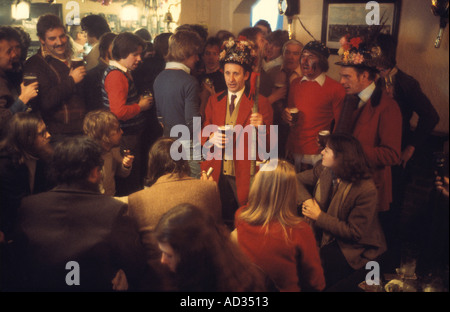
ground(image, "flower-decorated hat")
xmin=303 ymin=41 xmax=330 ymax=59
xmin=219 ymin=37 xmax=257 ymax=72
xmin=336 ymin=26 xmax=387 ymax=69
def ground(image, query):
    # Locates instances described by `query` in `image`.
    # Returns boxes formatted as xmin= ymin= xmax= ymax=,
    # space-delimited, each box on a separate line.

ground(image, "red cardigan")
xmin=235 ymin=206 xmax=325 ymax=292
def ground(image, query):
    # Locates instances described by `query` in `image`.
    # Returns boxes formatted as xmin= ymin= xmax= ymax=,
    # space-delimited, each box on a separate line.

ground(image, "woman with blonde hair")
xmin=234 ymin=160 xmax=325 ymax=292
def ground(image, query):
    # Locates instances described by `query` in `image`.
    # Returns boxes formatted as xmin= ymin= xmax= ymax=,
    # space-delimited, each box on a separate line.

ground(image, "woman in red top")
xmin=234 ymin=160 xmax=325 ymax=292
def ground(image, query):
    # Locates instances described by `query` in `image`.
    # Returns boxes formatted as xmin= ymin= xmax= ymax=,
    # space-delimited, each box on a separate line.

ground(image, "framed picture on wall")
xmin=321 ymin=0 xmax=401 ymax=54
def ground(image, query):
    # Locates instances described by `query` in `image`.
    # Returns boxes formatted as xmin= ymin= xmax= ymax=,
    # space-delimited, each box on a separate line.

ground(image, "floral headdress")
xmin=219 ymin=37 xmax=257 ymax=72
xmin=336 ymin=24 xmax=387 ymax=69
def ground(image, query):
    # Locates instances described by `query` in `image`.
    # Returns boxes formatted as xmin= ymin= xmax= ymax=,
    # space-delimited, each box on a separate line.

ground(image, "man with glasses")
xmin=0 ymin=113 xmax=53 ymax=290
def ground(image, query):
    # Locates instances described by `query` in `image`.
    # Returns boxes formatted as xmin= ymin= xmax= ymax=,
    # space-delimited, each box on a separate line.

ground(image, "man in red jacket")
xmin=201 ymin=38 xmax=273 ymax=228
xmin=334 ymin=34 xmax=402 ymax=214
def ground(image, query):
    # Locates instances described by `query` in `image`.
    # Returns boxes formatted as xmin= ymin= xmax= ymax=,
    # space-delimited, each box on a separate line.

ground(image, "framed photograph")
xmin=321 ymin=0 xmax=401 ymax=54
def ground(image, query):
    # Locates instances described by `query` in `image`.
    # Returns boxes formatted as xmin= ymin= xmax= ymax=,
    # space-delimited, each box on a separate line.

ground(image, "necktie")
xmin=229 ymin=94 xmax=237 ymax=116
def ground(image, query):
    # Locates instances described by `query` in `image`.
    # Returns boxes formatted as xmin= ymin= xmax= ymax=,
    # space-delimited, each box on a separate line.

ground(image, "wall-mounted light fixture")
xmin=11 ymin=0 xmax=30 ymax=20
xmin=431 ymin=0 xmax=449 ymax=48
xmin=120 ymin=0 xmax=139 ymax=22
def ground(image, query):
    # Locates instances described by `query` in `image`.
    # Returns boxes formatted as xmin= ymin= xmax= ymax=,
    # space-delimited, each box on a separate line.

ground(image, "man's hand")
xmin=122 ymin=151 xmax=135 ymax=169
xmin=208 ymin=131 xmax=228 ymax=149
xmin=69 ymin=66 xmax=86 ymax=84
xmin=281 ymin=107 xmax=293 ymax=126
xmin=249 ymin=112 xmax=263 ymax=127
xmin=138 ymin=96 xmax=152 ymax=112
xmin=302 ymin=198 xmax=322 ymax=221
xmin=111 ymin=269 xmax=128 ymax=291
xmin=19 ymin=82 xmax=39 ymax=104
xmin=202 ymin=81 xmax=216 ymax=96
xmin=400 ymin=145 xmax=415 ymax=168
xmin=200 ymin=170 xmax=214 ymax=181
xmin=435 ymin=175 xmax=449 ymax=198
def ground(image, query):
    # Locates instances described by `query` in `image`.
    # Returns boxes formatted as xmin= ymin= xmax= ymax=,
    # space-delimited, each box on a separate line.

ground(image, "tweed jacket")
xmin=128 ymin=174 xmax=221 ymax=262
xmin=200 ymin=88 xmax=273 ymax=207
xmin=297 ymin=164 xmax=387 ymax=270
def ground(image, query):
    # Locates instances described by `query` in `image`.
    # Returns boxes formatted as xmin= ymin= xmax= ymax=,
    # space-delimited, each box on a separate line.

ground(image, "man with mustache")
xmin=282 ymin=41 xmax=346 ymax=172
xmin=24 ymin=14 xmax=86 ymax=140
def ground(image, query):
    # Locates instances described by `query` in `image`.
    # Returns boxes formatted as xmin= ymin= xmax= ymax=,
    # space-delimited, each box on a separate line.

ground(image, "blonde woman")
xmin=234 ymin=160 xmax=325 ymax=292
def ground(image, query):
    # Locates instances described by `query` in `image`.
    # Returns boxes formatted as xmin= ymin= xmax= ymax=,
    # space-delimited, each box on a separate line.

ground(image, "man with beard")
xmin=282 ymin=41 xmax=346 ymax=172
xmin=24 ymin=14 xmax=86 ymax=139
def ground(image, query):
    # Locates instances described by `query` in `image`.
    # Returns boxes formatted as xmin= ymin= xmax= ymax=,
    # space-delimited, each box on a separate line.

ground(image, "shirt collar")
xmin=358 ymin=82 xmax=376 ymax=107
xmin=301 ymin=72 xmax=326 ymax=87
xmin=166 ymin=61 xmax=191 ymax=74
xmin=109 ymin=60 xmax=128 ymax=73
xmin=228 ymin=87 xmax=245 ymax=104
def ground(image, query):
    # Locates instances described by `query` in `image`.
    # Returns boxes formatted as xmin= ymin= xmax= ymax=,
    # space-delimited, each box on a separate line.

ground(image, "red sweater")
xmin=287 ymin=76 xmax=345 ymax=155
xmin=235 ymin=206 xmax=325 ymax=292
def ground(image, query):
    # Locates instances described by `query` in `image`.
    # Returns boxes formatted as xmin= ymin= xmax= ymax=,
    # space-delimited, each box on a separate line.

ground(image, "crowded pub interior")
xmin=0 ymin=0 xmax=448 ymax=295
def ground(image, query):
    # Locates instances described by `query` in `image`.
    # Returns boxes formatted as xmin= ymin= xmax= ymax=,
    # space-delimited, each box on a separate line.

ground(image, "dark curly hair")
xmin=36 ymin=14 xmax=65 ymax=40
xmin=80 ymin=14 xmax=111 ymax=40
xmin=49 ymin=136 xmax=103 ymax=187
xmin=154 ymin=203 xmax=267 ymax=292
xmin=326 ymin=133 xmax=372 ymax=183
